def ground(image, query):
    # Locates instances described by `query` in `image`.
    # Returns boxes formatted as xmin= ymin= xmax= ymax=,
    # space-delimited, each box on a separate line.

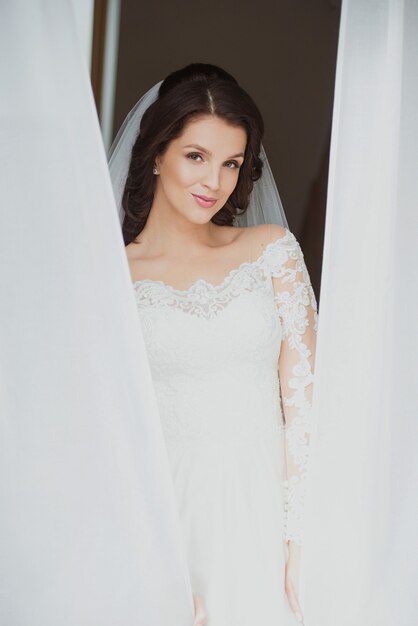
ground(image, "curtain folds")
xmin=0 ymin=1 xmax=416 ymax=625
xmin=0 ymin=3 xmax=193 ymax=625
xmin=301 ymin=2 xmax=418 ymax=625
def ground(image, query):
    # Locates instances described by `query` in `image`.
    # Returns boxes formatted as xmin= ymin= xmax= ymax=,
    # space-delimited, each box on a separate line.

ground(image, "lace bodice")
xmin=133 ymin=228 xmax=318 ymax=547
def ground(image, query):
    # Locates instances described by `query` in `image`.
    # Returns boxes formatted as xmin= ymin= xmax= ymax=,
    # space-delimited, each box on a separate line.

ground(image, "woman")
xmin=112 ymin=63 xmax=317 ymax=626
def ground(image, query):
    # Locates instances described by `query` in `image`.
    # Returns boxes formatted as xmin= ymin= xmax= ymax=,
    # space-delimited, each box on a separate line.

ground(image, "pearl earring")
xmin=153 ymin=166 xmax=158 ymax=175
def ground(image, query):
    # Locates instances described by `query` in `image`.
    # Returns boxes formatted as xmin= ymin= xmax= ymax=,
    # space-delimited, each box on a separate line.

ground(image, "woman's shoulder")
xmin=244 ymin=223 xmax=288 ymax=242
xmin=239 ymin=223 xmax=291 ymax=261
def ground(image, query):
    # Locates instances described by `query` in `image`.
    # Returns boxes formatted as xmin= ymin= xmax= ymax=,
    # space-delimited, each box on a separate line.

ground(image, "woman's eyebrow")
xmin=183 ymin=143 xmax=245 ymax=159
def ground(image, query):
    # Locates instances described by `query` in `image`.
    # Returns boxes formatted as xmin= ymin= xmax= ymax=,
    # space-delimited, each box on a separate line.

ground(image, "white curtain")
xmin=301 ymin=1 xmax=418 ymax=625
xmin=1 ymin=1 xmax=417 ymax=625
xmin=0 ymin=2 xmax=193 ymax=625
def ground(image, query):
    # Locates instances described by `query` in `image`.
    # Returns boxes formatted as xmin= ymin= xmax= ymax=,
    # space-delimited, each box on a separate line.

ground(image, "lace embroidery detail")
xmin=133 ymin=228 xmax=318 ymax=548
xmin=135 ymin=264 xmax=271 ymax=321
xmin=133 ymin=229 xmax=294 ymax=320
xmin=266 ymin=236 xmax=318 ymax=546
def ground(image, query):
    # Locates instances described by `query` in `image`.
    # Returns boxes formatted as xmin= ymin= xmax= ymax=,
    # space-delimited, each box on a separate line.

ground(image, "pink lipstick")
xmin=192 ymin=193 xmax=218 ymax=208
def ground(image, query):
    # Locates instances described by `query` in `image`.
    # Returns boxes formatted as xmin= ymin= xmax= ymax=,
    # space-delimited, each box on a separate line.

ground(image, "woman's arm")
xmin=267 ymin=224 xmax=318 ymax=548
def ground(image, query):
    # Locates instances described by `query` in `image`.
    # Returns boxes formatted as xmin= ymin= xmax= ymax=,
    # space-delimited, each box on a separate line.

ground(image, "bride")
xmin=110 ymin=63 xmax=317 ymax=626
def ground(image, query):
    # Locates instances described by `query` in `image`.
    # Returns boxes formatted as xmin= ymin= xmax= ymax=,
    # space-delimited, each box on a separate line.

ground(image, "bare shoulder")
xmin=240 ymin=223 xmax=289 ymax=259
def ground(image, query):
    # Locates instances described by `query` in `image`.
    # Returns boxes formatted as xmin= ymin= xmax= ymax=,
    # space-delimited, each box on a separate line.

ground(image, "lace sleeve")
xmin=266 ymin=227 xmax=318 ymax=547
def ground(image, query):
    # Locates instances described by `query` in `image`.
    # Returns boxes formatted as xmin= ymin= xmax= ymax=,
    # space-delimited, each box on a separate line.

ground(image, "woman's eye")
xmin=187 ymin=153 xmax=203 ymax=162
xmin=186 ymin=153 xmax=240 ymax=169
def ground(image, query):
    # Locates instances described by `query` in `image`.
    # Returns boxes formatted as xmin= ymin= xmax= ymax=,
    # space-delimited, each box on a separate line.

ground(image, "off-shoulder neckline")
xmin=132 ymin=227 xmax=292 ymax=296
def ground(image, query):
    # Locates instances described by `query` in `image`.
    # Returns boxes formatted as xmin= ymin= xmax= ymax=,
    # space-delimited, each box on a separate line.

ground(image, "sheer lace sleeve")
xmin=265 ymin=226 xmax=318 ymax=547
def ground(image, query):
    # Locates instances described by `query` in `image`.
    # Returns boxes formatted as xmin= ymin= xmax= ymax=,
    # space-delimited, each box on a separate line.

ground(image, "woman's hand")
xmin=285 ymin=542 xmax=304 ymax=623
xmin=192 ymin=591 xmax=207 ymax=626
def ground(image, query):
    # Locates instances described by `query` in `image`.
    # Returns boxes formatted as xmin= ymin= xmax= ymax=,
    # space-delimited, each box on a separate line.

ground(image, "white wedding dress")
xmin=133 ymin=227 xmax=318 ymax=626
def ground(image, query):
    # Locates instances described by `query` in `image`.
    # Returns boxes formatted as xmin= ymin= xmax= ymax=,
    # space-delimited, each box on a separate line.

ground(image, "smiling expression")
xmin=154 ymin=115 xmax=247 ymax=224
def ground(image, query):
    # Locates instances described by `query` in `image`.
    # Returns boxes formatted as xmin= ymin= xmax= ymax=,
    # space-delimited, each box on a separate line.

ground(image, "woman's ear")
xmin=154 ymin=154 xmax=162 ymax=171
xmin=153 ymin=154 xmax=161 ymax=175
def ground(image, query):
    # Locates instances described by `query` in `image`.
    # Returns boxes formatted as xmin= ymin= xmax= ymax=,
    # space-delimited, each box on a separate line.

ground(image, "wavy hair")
xmin=121 ymin=63 xmax=265 ymax=245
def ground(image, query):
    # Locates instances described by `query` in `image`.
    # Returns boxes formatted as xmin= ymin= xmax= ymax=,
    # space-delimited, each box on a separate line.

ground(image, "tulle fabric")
xmin=300 ymin=2 xmax=418 ymax=624
xmin=0 ymin=2 xmax=193 ymax=624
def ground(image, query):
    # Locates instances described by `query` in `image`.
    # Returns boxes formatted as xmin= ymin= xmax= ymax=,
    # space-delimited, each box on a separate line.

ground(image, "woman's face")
xmin=154 ymin=114 xmax=247 ymax=224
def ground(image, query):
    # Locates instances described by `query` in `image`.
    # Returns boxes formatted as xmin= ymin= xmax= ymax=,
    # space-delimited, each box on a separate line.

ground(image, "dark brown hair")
xmin=121 ymin=63 xmax=265 ymax=245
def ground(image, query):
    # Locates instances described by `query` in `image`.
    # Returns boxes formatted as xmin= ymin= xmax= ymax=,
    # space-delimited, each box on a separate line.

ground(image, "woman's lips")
xmin=191 ymin=193 xmax=217 ymax=208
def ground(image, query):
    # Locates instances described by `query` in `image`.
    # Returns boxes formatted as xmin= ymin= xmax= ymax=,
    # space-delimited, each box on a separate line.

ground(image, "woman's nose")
xmin=202 ymin=164 xmax=221 ymax=191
